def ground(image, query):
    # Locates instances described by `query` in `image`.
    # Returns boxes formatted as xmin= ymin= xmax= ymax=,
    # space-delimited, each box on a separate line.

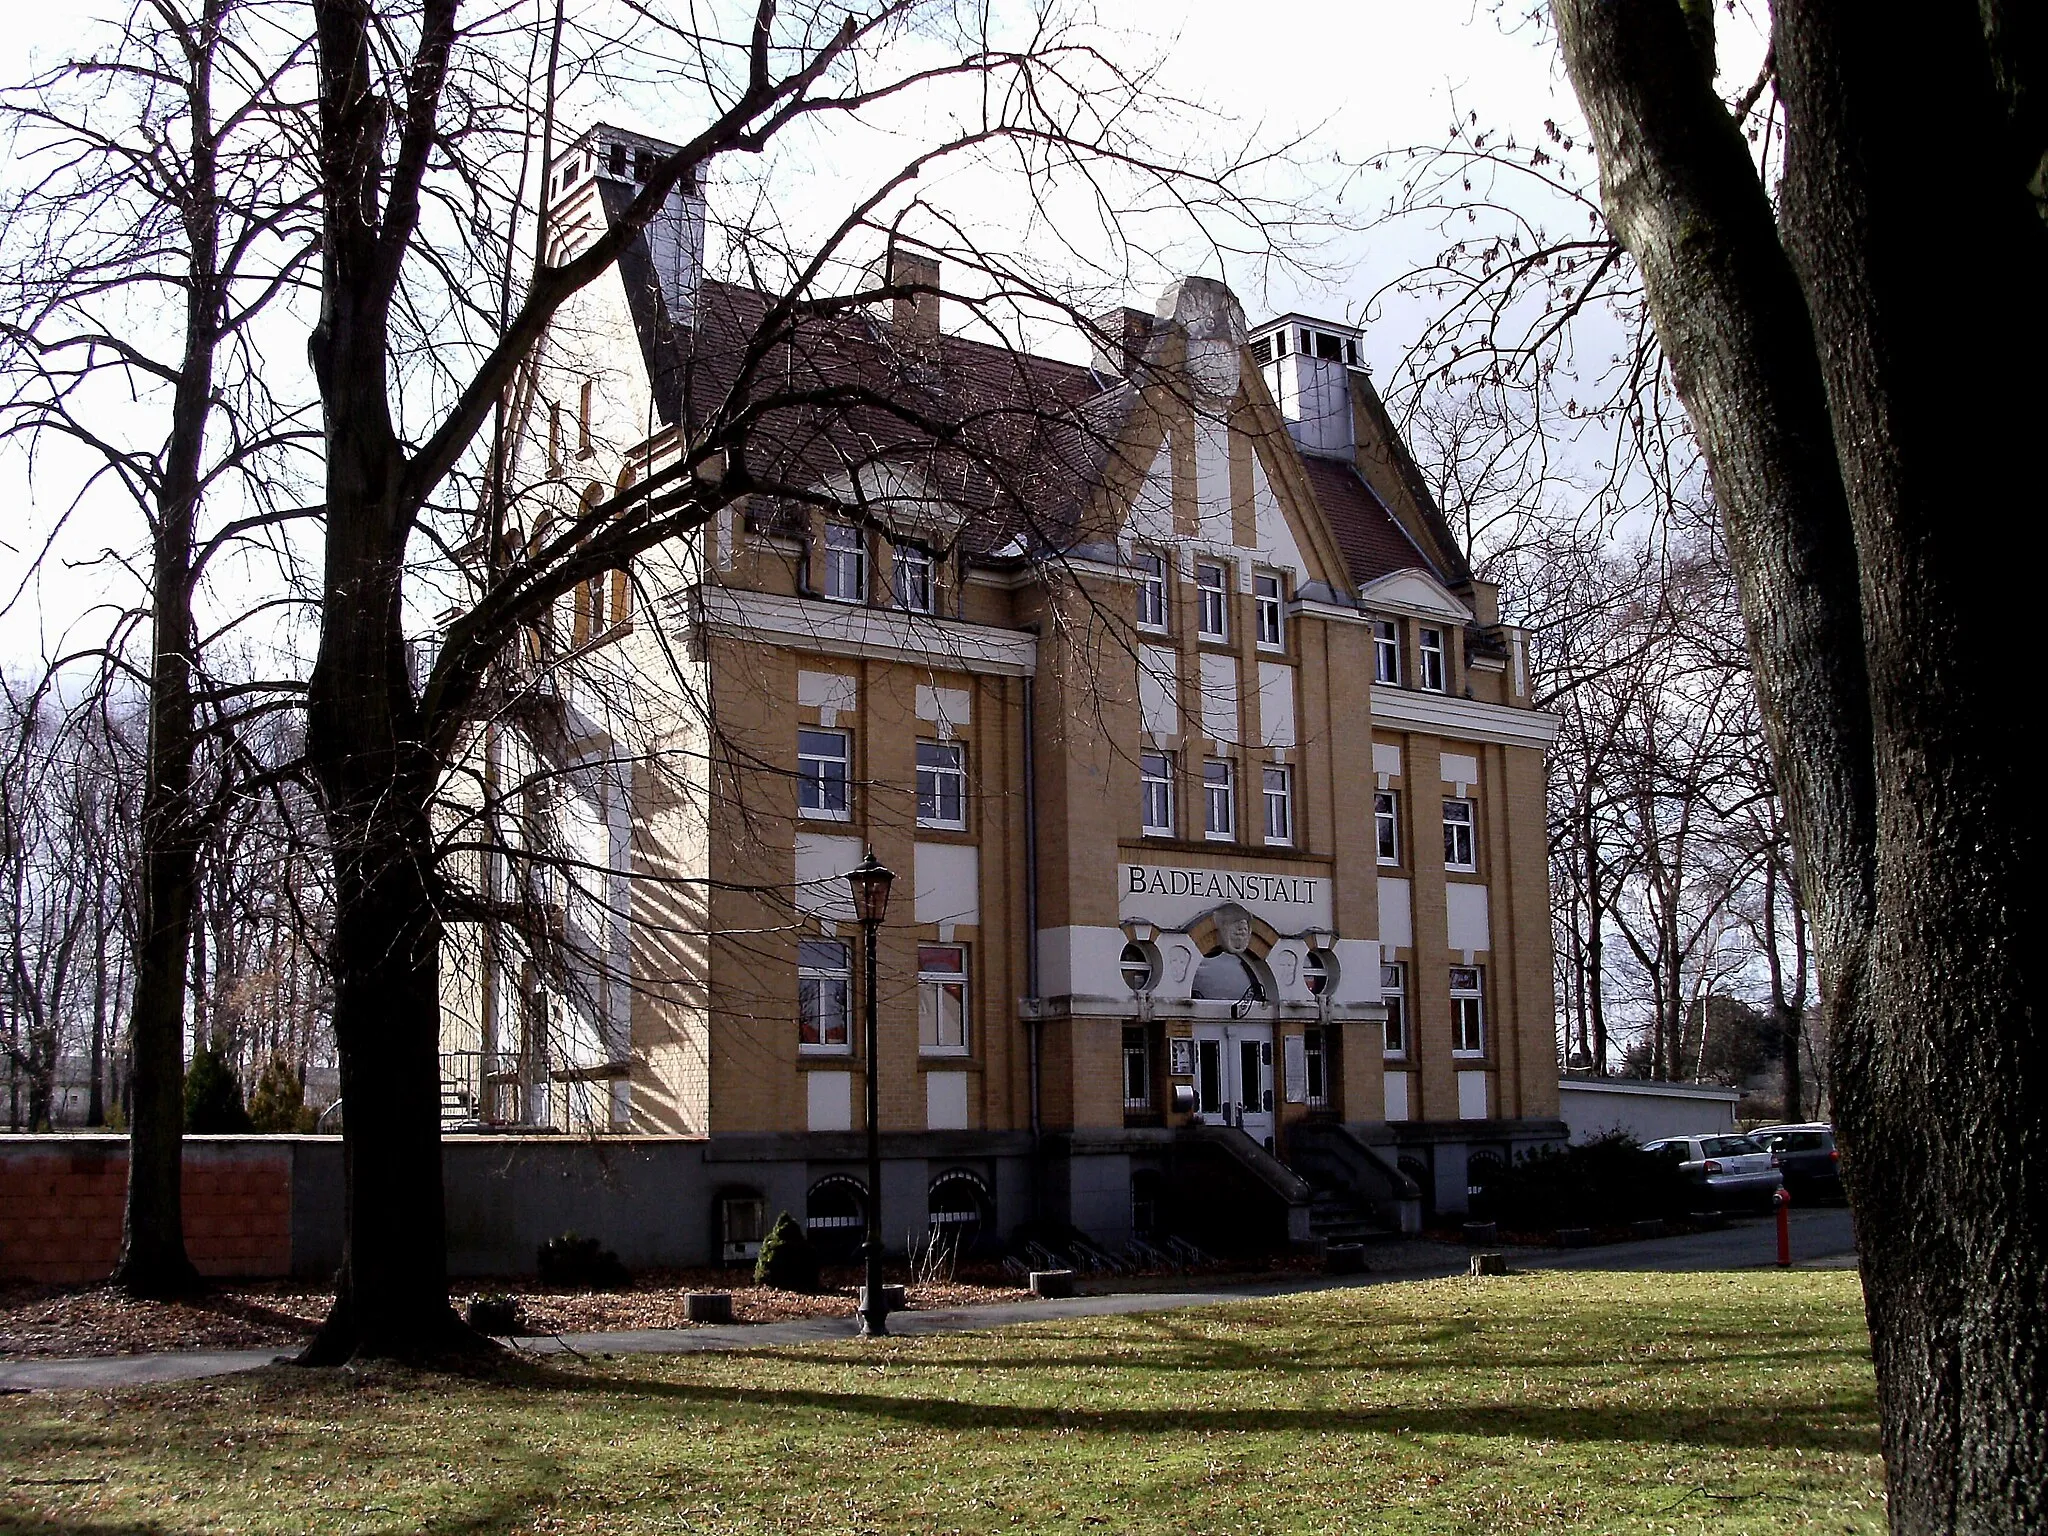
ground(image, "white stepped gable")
xmin=1124 ymin=439 xmax=1175 ymax=545
xmin=1250 ymin=446 xmax=1309 ymax=584
xmin=1195 ymin=413 xmax=1232 ymax=544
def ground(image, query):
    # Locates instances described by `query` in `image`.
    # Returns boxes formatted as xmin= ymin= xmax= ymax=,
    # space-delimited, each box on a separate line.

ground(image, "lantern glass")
xmin=846 ymin=850 xmax=895 ymax=925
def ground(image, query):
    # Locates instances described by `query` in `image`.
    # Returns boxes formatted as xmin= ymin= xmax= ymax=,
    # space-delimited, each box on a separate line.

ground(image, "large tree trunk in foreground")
xmin=1552 ymin=0 xmax=2044 ymax=1527
xmin=297 ymin=318 xmax=471 ymax=1364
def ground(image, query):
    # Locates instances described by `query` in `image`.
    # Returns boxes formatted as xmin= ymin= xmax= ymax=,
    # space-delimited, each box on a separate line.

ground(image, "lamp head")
xmin=846 ymin=848 xmax=895 ymax=925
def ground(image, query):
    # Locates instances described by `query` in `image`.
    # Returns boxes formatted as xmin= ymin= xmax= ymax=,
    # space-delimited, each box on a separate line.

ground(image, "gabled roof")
xmin=641 ymin=275 xmax=1113 ymax=559
xmin=1296 ymin=456 xmax=1442 ymax=589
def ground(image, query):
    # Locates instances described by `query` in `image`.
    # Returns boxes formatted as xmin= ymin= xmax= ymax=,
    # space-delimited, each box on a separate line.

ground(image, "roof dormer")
xmin=1247 ymin=312 xmax=1364 ymax=460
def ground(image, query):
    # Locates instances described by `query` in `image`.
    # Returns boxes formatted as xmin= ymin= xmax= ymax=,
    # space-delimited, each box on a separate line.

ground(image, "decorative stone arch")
xmin=926 ymin=1168 xmax=993 ymax=1253
xmin=805 ymin=1174 xmax=868 ymax=1260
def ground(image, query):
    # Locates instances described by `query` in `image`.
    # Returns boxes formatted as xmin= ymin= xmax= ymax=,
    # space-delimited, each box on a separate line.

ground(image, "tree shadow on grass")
xmin=527 ymin=1364 xmax=1879 ymax=1456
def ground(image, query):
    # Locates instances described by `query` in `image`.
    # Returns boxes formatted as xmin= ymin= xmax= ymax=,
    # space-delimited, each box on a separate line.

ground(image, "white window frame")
xmin=1372 ymin=619 xmax=1401 ymax=685
xmin=798 ymin=940 xmax=852 ymax=1053
xmin=1203 ymin=758 xmax=1235 ymax=841
xmin=797 ymin=729 xmax=851 ymax=821
xmin=1134 ymin=549 xmax=1169 ymax=633
xmin=1418 ymin=626 xmax=1447 ymax=692
xmin=1262 ymin=764 xmax=1292 ymax=846
xmin=1381 ymin=962 xmax=1407 ymax=1058
xmin=915 ymin=740 xmax=966 ymax=830
xmin=893 ymin=544 xmax=934 ymax=613
xmin=1140 ymin=750 xmax=1175 ymax=837
xmin=1443 ymin=797 xmax=1476 ymax=872
xmin=1451 ymin=966 xmax=1485 ymax=1057
xmin=1374 ymin=789 xmax=1399 ymax=866
xmin=918 ymin=943 xmax=970 ymax=1056
xmin=823 ymin=521 xmax=866 ymax=603
xmin=1195 ymin=560 xmax=1229 ymax=641
xmin=1254 ymin=571 xmax=1285 ymax=650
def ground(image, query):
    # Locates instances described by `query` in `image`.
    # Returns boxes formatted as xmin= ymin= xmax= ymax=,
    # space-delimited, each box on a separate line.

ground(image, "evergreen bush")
xmin=184 ymin=1043 xmax=251 ymax=1133
xmin=753 ymin=1210 xmax=819 ymax=1292
xmin=246 ymin=1053 xmax=317 ymax=1133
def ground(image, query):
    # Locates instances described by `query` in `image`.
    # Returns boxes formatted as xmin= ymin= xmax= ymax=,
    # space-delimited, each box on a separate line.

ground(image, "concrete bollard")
xmin=684 ymin=1291 xmax=734 ymax=1324
xmin=1554 ymin=1227 xmax=1593 ymax=1248
xmin=857 ymin=1283 xmax=906 ymax=1315
xmin=1629 ymin=1218 xmax=1667 ymax=1240
xmin=1470 ymin=1252 xmax=1508 ymax=1277
xmin=1461 ymin=1220 xmax=1498 ymax=1245
xmin=1029 ymin=1269 xmax=1076 ymax=1299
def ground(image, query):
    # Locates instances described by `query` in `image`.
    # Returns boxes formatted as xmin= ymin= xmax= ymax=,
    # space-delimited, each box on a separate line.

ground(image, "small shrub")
xmin=753 ymin=1210 xmax=819 ymax=1292
xmin=184 ymin=1044 xmax=251 ymax=1134
xmin=246 ymin=1053 xmax=317 ymax=1133
xmin=1472 ymin=1132 xmax=1691 ymax=1231
xmin=535 ymin=1232 xmax=628 ymax=1289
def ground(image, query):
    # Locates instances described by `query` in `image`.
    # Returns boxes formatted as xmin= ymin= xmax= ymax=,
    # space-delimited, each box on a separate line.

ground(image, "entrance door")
xmin=1192 ymin=1022 xmax=1276 ymax=1149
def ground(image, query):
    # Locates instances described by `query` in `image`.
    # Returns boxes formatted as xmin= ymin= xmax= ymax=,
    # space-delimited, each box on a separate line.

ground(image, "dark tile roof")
xmin=622 ymin=265 xmax=1116 ymax=560
xmin=1296 ymin=455 xmax=1442 ymax=588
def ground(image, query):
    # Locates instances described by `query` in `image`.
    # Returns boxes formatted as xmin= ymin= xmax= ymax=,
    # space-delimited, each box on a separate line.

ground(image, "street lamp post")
xmin=846 ymin=849 xmax=895 ymax=1338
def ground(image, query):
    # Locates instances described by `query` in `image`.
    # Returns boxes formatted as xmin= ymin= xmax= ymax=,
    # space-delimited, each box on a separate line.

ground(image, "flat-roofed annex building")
xmin=437 ymin=123 xmax=1562 ymax=1261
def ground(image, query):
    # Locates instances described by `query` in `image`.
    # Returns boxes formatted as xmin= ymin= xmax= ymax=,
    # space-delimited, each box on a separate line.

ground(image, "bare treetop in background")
xmin=1330 ymin=14 xmax=1805 ymax=1092
xmin=0 ymin=0 xmax=322 ymax=1294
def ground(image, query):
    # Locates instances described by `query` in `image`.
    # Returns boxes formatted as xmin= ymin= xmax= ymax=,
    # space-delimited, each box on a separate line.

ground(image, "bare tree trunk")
xmin=114 ymin=0 xmax=227 ymax=1299
xmin=1552 ymin=0 xmax=2044 ymax=1525
xmin=89 ymin=882 xmax=108 ymax=1127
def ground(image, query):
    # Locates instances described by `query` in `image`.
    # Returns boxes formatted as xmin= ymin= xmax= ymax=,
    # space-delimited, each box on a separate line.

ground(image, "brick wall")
xmin=0 ymin=1138 xmax=293 ymax=1284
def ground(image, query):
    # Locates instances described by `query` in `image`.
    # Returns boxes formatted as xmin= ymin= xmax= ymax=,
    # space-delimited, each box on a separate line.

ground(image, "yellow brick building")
xmin=439 ymin=125 xmax=1562 ymax=1261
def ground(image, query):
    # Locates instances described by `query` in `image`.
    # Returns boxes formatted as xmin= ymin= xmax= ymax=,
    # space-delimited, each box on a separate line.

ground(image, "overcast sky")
xmin=0 ymin=0 xmax=1655 ymax=664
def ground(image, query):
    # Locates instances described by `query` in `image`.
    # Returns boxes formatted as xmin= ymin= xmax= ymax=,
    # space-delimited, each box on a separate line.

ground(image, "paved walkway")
xmin=0 ymin=1207 xmax=1856 ymax=1393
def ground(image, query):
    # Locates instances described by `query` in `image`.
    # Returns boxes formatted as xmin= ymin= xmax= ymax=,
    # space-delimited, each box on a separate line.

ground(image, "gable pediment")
xmin=1358 ymin=567 xmax=1473 ymax=623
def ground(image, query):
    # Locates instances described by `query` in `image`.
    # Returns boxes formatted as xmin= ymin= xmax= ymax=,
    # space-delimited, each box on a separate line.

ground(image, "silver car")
xmin=1643 ymin=1134 xmax=1784 ymax=1211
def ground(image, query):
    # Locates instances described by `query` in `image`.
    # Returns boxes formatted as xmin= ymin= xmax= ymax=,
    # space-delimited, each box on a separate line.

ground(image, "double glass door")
xmin=1192 ymin=1022 xmax=1275 ymax=1149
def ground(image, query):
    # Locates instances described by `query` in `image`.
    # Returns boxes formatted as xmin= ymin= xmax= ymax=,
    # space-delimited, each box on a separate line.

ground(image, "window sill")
xmin=1445 ymin=864 xmax=1477 ymax=876
xmin=1452 ymin=1051 xmax=1487 ymax=1062
xmin=917 ymin=1053 xmax=977 ymax=1067
xmin=798 ymin=1048 xmax=854 ymax=1061
xmin=915 ymin=820 xmax=969 ymax=836
xmin=1203 ymin=833 xmax=1237 ymax=844
xmin=799 ymin=810 xmax=853 ymax=824
xmin=1377 ymin=858 xmax=1402 ymax=869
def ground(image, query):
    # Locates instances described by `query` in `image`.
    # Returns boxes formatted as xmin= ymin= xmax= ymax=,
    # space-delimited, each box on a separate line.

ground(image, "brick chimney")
xmin=884 ymin=248 xmax=941 ymax=350
xmin=1088 ymin=306 xmax=1156 ymax=378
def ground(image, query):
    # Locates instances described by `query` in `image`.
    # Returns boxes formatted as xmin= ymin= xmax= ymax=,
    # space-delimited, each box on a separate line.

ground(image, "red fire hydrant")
xmin=1774 ymin=1185 xmax=1793 ymax=1267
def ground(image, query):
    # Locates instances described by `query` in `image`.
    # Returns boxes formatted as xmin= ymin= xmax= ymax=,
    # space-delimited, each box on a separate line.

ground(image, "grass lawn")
xmin=0 ymin=1268 xmax=1883 ymax=1535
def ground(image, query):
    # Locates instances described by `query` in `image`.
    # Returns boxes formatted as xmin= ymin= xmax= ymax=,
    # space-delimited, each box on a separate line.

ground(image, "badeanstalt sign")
xmin=1118 ymin=862 xmax=1331 ymax=933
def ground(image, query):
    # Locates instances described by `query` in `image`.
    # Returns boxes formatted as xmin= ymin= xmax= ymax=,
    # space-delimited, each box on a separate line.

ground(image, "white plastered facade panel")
xmin=1377 ymin=877 xmax=1414 ymax=950
xmin=808 ymin=1071 xmax=852 ymax=1132
xmin=794 ymin=832 xmax=864 ymax=919
xmin=914 ymin=842 xmax=981 ymax=927
xmin=1446 ymin=883 xmax=1491 ymax=954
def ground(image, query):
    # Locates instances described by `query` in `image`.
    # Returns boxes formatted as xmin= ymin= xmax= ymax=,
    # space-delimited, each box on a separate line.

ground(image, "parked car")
xmin=1748 ymin=1123 xmax=1843 ymax=1203
xmin=1642 ymin=1134 xmax=1783 ymax=1212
